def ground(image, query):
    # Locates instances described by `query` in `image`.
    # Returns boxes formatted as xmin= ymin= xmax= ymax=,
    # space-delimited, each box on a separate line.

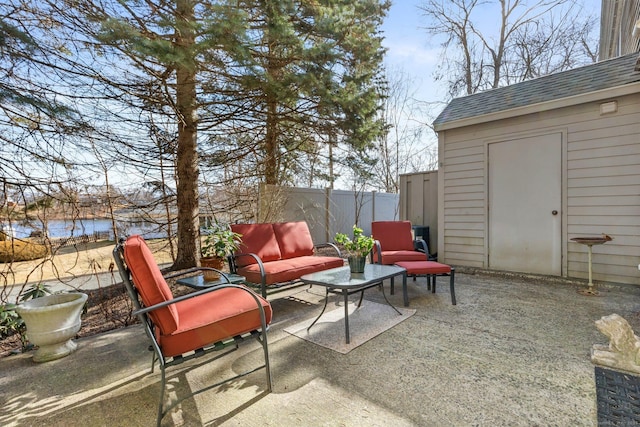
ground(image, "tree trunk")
xmin=173 ymin=0 xmax=200 ymax=269
xmin=264 ymin=95 xmax=278 ymax=185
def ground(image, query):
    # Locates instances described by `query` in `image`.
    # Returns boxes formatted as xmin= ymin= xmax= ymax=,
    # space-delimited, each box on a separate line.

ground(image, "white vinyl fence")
xmin=260 ymin=185 xmax=399 ymax=243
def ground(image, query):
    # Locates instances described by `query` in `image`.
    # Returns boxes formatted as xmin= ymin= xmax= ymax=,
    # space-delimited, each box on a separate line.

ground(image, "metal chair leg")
xmin=450 ymin=269 xmax=456 ymax=305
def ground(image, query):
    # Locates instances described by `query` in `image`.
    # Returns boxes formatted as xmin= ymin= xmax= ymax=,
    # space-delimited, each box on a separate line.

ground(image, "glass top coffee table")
xmin=300 ymin=264 xmax=407 ymax=344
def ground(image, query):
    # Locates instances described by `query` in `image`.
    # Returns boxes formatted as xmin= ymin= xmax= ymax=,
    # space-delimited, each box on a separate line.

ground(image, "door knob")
xmin=552 ymin=210 xmax=558 ymax=215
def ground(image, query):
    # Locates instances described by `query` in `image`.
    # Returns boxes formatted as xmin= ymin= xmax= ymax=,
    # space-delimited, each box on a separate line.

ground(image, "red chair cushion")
xmin=273 ymin=221 xmax=315 ymax=259
xmin=158 ymin=286 xmax=272 ymax=358
xmin=379 ymin=250 xmax=428 ymax=265
xmin=231 ymin=223 xmax=282 ymax=266
xmin=123 ymin=235 xmax=179 ymax=334
xmin=236 ymin=256 xmax=344 ymax=285
xmin=395 ymin=260 xmax=452 ymax=275
xmin=372 ymin=221 xmax=414 ymax=251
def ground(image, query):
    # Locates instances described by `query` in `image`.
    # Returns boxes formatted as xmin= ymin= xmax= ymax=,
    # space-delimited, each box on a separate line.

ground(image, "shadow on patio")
xmin=1 ymin=272 xmax=639 ymax=426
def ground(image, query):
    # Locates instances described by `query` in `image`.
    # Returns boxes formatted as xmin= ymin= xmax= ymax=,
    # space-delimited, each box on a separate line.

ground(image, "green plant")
xmin=0 ymin=283 xmax=53 ymax=352
xmin=19 ymin=282 xmax=52 ymax=302
xmin=334 ymin=225 xmax=375 ymax=257
xmin=0 ymin=303 xmax=24 ymax=338
xmin=201 ymin=221 xmax=242 ymax=259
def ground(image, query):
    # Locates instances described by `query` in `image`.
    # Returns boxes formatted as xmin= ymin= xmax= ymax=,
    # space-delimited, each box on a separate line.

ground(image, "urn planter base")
xmin=33 ymin=339 xmax=78 ymax=363
xmin=16 ymin=292 xmax=88 ymax=363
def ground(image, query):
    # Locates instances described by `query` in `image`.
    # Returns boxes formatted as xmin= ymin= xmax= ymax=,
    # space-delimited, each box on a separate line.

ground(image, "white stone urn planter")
xmin=16 ymin=292 xmax=88 ymax=362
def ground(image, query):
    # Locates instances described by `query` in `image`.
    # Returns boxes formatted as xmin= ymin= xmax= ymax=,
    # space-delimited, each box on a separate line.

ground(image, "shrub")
xmin=0 ymin=283 xmax=52 ymax=351
xmin=0 ymin=239 xmax=49 ymax=263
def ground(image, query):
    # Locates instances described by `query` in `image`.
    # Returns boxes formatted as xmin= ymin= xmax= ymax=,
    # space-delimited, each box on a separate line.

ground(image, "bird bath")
xmin=570 ymin=236 xmax=612 ymax=296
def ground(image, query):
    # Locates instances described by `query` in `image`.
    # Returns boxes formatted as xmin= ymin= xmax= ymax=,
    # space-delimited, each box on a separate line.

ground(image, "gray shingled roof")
xmin=433 ymin=53 xmax=640 ymax=128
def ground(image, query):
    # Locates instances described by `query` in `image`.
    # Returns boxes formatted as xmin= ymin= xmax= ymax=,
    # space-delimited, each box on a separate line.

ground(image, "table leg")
xmin=307 ymin=288 xmax=330 ymax=332
xmin=579 ymin=244 xmax=599 ymax=296
xmin=587 ymin=244 xmax=593 ymax=288
xmin=402 ymin=271 xmax=408 ymax=307
xmin=379 ymin=281 xmax=402 ymax=316
xmin=344 ymin=290 xmax=350 ymax=344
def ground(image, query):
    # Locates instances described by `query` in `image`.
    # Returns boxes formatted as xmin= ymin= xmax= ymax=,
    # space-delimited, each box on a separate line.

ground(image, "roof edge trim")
xmin=434 ymin=81 xmax=640 ymax=132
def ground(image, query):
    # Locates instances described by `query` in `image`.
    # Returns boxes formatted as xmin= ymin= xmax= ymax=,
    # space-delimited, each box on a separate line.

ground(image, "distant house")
xmin=599 ymin=0 xmax=640 ymax=60
xmin=433 ymin=52 xmax=640 ymax=285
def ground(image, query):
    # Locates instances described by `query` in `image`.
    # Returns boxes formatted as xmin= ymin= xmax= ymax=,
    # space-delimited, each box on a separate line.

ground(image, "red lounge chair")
xmin=371 ymin=220 xmax=432 ymax=265
xmin=113 ymin=235 xmax=272 ymax=426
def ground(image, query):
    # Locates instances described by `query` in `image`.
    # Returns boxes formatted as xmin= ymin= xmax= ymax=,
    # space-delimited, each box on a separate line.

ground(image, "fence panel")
xmin=261 ymin=186 xmax=399 ymax=242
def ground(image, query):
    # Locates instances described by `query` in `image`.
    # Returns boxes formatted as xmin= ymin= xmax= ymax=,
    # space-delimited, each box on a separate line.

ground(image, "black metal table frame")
xmin=301 ymin=265 xmax=407 ymax=344
xmin=176 ymin=273 xmax=245 ymax=289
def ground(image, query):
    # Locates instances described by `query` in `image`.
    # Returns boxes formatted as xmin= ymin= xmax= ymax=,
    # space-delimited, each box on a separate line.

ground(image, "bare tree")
xmin=420 ymin=0 xmax=598 ymax=98
xmin=372 ymin=68 xmax=439 ymax=193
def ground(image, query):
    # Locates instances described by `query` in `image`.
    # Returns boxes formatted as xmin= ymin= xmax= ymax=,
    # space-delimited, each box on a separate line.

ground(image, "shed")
xmin=399 ymin=170 xmax=438 ymax=253
xmin=433 ymin=53 xmax=640 ymax=285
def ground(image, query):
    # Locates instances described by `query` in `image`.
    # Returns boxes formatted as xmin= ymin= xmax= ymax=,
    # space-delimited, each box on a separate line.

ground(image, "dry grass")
xmin=0 ymin=238 xmax=176 ymax=358
xmin=1 ymin=238 xmax=174 ymax=287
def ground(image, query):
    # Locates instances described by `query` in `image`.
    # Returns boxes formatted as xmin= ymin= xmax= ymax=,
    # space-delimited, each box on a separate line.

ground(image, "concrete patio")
xmin=1 ymin=271 xmax=639 ymax=426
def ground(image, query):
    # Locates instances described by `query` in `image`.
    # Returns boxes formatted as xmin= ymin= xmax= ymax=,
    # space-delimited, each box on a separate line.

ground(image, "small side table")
xmin=570 ymin=236 xmax=612 ymax=296
xmin=176 ymin=273 xmax=245 ymax=289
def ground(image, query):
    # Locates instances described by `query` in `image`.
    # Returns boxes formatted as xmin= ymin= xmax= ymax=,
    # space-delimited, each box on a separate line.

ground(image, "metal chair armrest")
xmin=372 ymin=240 xmax=382 ymax=264
xmin=163 ymin=267 xmax=228 ymax=280
xmin=230 ymin=252 xmax=268 ymax=297
xmin=315 ymin=242 xmax=342 ymax=257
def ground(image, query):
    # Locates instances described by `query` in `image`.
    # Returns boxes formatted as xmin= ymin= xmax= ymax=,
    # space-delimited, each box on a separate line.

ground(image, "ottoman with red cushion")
xmin=394 ymin=260 xmax=456 ymax=305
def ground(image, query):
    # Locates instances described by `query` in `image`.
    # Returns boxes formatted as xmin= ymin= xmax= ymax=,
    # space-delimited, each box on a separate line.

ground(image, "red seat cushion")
xmin=158 ymin=286 xmax=272 ymax=358
xmin=379 ymin=250 xmax=428 ymax=265
xmin=273 ymin=221 xmax=315 ymax=259
xmin=124 ymin=235 xmax=179 ymax=334
xmin=394 ymin=260 xmax=452 ymax=275
xmin=236 ymin=256 xmax=344 ymax=285
xmin=231 ymin=223 xmax=282 ymax=266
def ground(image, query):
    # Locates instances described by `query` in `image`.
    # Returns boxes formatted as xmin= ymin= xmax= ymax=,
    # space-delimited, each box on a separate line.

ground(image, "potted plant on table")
xmin=201 ymin=221 xmax=242 ymax=281
xmin=334 ymin=225 xmax=375 ymax=273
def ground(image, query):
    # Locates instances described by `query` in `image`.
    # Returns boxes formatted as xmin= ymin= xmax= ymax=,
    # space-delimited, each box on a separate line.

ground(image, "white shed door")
xmin=488 ymin=133 xmax=562 ymax=275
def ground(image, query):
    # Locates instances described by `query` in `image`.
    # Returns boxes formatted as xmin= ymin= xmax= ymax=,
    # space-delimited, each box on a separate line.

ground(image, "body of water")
xmin=3 ymin=219 xmax=167 ymax=240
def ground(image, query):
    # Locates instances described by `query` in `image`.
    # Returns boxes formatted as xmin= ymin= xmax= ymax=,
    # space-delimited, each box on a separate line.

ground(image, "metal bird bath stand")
xmin=570 ymin=236 xmax=611 ymax=296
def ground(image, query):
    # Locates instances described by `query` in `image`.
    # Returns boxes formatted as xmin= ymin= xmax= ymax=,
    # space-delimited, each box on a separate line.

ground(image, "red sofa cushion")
xmin=123 ymin=235 xmax=179 ymax=334
xmin=231 ymin=223 xmax=282 ymax=266
xmin=236 ymin=256 xmax=344 ymax=285
xmin=273 ymin=221 xmax=315 ymax=259
xmin=158 ymin=286 xmax=272 ymax=358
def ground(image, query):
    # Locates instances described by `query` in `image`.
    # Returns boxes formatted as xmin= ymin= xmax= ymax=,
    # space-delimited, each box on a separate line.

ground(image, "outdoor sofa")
xmin=229 ymin=221 xmax=344 ymax=298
